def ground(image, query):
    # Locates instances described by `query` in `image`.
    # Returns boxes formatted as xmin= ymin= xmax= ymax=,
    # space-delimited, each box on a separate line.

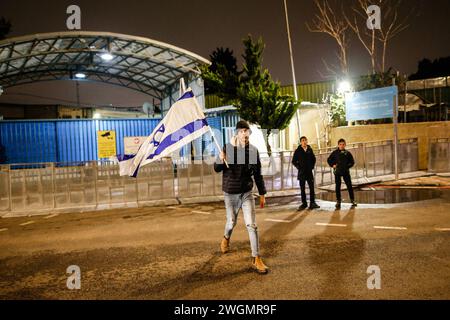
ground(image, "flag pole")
xmin=210 ymin=129 xmax=229 ymax=168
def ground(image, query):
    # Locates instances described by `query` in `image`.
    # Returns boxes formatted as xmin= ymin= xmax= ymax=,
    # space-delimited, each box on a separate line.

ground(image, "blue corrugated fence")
xmin=0 ymin=118 xmax=224 ymax=164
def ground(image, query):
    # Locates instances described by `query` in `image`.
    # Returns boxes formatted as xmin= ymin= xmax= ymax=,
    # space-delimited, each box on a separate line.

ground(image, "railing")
xmin=259 ymin=138 xmax=419 ymax=192
xmin=0 ymin=159 xmax=176 ymax=215
xmin=429 ymin=138 xmax=450 ymax=173
xmin=0 ymin=139 xmax=421 ymax=216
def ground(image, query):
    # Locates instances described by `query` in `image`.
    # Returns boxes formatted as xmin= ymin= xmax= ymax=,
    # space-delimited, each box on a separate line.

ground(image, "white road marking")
xmin=191 ymin=210 xmax=211 ymax=215
xmin=265 ymin=218 xmax=292 ymax=223
xmin=373 ymin=226 xmax=407 ymax=230
xmin=315 ymin=223 xmax=347 ymax=227
xmin=167 ymin=206 xmax=178 ymax=210
xmin=19 ymin=221 xmax=35 ymax=226
xmin=0 ymin=228 xmax=7 ymax=232
xmin=435 ymin=228 xmax=450 ymax=232
xmin=43 ymin=214 xmax=59 ymax=219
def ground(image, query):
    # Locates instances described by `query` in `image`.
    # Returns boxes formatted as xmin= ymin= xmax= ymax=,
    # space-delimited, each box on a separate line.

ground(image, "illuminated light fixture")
xmin=337 ymin=80 xmax=352 ymax=94
xmin=100 ymin=52 xmax=114 ymax=61
xmin=75 ymin=72 xmax=86 ymax=79
xmin=93 ymin=112 xmax=101 ymax=119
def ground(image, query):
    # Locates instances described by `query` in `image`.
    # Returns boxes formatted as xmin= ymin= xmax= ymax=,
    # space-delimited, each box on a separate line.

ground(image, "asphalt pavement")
xmin=0 ymin=192 xmax=449 ymax=299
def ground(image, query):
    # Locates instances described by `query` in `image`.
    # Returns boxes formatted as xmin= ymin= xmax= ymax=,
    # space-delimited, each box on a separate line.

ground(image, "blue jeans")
xmin=223 ymin=191 xmax=260 ymax=257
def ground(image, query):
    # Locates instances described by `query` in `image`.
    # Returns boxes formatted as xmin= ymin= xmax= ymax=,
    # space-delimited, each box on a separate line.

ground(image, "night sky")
xmin=0 ymin=0 xmax=449 ymax=108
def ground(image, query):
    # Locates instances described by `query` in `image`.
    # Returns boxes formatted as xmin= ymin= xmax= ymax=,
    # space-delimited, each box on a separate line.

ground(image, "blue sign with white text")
xmin=345 ymin=86 xmax=398 ymax=121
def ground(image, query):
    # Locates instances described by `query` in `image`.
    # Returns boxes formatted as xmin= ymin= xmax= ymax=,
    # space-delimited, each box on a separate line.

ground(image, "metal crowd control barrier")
xmin=0 ymin=159 xmax=176 ymax=215
xmin=0 ymin=139 xmax=421 ymax=216
xmin=428 ymin=138 xmax=450 ymax=173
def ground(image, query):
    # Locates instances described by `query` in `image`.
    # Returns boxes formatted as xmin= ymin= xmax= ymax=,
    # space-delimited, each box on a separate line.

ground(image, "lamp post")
xmin=283 ymin=0 xmax=302 ymax=143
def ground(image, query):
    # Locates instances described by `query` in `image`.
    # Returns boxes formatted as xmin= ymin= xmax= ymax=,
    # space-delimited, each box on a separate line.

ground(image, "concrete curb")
xmin=318 ymin=171 xmax=436 ymax=191
xmin=178 ymin=189 xmax=301 ymax=205
xmin=179 ymin=195 xmax=224 ymax=204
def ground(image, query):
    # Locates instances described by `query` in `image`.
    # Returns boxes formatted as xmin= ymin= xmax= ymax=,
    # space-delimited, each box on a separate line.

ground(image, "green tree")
xmin=202 ymin=47 xmax=240 ymax=103
xmin=237 ymin=36 xmax=299 ymax=154
xmin=201 ymin=36 xmax=300 ymax=154
xmin=328 ymin=92 xmax=347 ymax=127
xmin=409 ymin=56 xmax=450 ymax=80
xmin=0 ymin=17 xmax=11 ymax=40
xmin=355 ymin=68 xmax=405 ymax=91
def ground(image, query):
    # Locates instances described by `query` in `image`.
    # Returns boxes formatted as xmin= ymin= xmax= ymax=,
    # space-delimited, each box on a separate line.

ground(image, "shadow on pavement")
xmin=137 ymin=208 xmax=312 ymax=299
xmin=306 ymin=208 xmax=365 ymax=299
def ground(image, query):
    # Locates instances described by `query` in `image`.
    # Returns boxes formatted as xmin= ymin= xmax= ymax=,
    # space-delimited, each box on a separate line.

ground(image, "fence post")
xmin=280 ymin=152 xmax=284 ymax=191
xmin=291 ymin=151 xmax=296 ymax=189
xmin=320 ymin=152 xmax=324 ymax=186
xmin=428 ymin=138 xmax=432 ymax=173
xmin=51 ymin=163 xmax=56 ymax=209
xmin=200 ymin=159 xmax=204 ymax=196
xmin=135 ymin=162 xmax=139 ymax=206
xmin=271 ymin=155 xmax=275 ymax=191
xmin=173 ymin=160 xmax=178 ymax=199
xmin=107 ymin=163 xmax=112 ymax=206
xmin=187 ymin=159 xmax=191 ymax=197
xmin=362 ymin=143 xmax=367 ymax=178
xmin=93 ymin=161 xmax=98 ymax=209
xmin=7 ymin=165 xmax=12 ymax=212
xmin=160 ymin=160 xmax=164 ymax=201
xmin=211 ymin=158 xmax=216 ymax=196
xmin=448 ymin=139 xmax=450 ymax=172
xmin=373 ymin=143 xmax=377 ymax=177
xmin=21 ymin=169 xmax=26 ymax=209
xmin=65 ymin=166 xmax=71 ymax=206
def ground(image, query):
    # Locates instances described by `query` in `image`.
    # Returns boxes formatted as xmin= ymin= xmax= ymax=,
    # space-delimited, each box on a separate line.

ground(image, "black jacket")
xmin=214 ymin=143 xmax=266 ymax=195
xmin=327 ymin=148 xmax=355 ymax=175
xmin=292 ymin=145 xmax=316 ymax=180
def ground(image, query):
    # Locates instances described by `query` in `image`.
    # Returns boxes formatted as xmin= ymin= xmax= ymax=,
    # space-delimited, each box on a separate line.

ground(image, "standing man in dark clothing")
xmin=292 ymin=136 xmax=320 ymax=210
xmin=327 ymin=138 xmax=357 ymax=209
xmin=214 ymin=120 xmax=269 ymax=274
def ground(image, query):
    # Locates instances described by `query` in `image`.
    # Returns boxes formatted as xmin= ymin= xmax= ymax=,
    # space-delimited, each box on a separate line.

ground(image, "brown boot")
xmin=220 ymin=236 xmax=230 ymax=253
xmin=252 ymin=256 xmax=269 ymax=274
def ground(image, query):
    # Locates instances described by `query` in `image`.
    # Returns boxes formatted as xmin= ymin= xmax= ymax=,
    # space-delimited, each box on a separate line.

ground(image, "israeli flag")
xmin=117 ymin=89 xmax=211 ymax=177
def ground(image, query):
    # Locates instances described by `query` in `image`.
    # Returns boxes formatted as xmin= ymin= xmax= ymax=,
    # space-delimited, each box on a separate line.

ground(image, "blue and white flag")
xmin=117 ymin=89 xmax=211 ymax=177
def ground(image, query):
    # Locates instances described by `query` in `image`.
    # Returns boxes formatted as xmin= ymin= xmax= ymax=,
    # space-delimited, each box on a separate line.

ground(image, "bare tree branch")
xmin=346 ymin=0 xmax=413 ymax=73
xmin=317 ymin=57 xmax=340 ymax=79
xmin=345 ymin=0 xmax=378 ymax=74
xmin=375 ymin=0 xmax=413 ymax=71
xmin=306 ymin=0 xmax=350 ymax=77
xmin=309 ymin=0 xmax=414 ymax=77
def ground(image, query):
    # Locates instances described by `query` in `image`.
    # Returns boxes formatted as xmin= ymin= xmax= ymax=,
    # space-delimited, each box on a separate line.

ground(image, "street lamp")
xmin=100 ymin=52 xmax=114 ymax=61
xmin=75 ymin=72 xmax=86 ymax=79
xmin=283 ymin=0 xmax=302 ymax=144
xmin=337 ymin=80 xmax=352 ymax=94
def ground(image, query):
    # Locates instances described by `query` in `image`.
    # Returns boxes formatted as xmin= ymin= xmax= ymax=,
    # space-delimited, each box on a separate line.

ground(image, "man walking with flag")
xmin=214 ymin=120 xmax=269 ymax=274
xmin=117 ymin=89 xmax=268 ymax=273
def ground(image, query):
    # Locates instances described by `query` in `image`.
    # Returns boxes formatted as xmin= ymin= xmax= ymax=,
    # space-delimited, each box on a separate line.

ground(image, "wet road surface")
xmin=0 ymin=192 xmax=449 ymax=299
